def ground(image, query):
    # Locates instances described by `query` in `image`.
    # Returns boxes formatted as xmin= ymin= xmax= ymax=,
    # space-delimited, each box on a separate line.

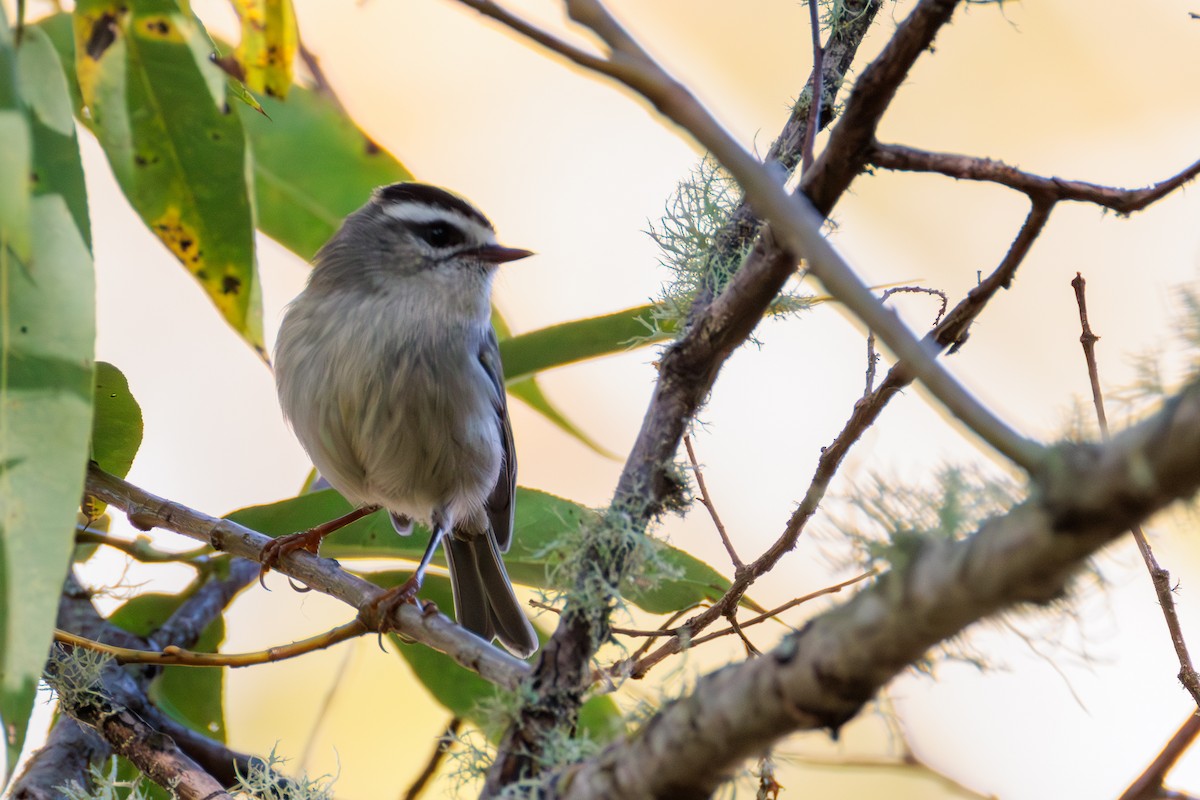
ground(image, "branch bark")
xmin=83 ymin=465 xmax=530 ymax=690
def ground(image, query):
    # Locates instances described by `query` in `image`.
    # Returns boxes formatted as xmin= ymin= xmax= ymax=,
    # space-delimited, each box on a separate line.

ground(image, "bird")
xmin=264 ymin=182 xmax=539 ymax=658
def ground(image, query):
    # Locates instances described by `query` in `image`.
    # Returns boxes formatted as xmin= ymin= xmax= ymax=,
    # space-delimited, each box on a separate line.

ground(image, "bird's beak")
xmin=469 ymin=244 xmax=535 ymax=264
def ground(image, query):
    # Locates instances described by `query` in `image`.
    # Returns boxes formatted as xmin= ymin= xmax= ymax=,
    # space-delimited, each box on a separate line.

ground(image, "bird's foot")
xmin=257 ymin=505 xmax=382 ymax=590
xmin=366 ymin=575 xmax=427 ymax=634
xmin=258 ymin=528 xmax=327 ymax=590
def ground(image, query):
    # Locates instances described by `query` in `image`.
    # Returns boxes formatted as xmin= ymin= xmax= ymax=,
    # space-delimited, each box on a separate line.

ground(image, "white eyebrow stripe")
xmin=378 ymin=202 xmax=495 ymax=242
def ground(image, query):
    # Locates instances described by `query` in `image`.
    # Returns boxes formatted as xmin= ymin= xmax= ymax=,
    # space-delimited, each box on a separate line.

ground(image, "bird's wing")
xmin=479 ymin=327 xmax=516 ymax=552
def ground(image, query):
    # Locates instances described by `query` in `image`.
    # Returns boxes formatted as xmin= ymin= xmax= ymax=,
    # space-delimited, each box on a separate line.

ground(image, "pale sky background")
xmin=13 ymin=1 xmax=1200 ymax=798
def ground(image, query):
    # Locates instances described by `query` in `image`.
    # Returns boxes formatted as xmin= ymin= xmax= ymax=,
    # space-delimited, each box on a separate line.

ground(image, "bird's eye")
xmin=415 ymin=222 xmax=464 ymax=248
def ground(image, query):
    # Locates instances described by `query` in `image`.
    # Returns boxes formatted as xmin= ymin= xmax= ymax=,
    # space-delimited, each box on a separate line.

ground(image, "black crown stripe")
xmin=373 ymin=183 xmax=493 ymax=230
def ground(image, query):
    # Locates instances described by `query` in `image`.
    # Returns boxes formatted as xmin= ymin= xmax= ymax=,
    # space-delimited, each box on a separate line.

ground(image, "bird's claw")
xmin=257 ymin=528 xmax=326 ymax=590
xmin=366 ymin=575 xmax=425 ymax=633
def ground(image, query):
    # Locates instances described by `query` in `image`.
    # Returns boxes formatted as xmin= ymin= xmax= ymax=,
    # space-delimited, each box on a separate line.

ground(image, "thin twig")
xmin=1071 ymin=272 xmax=1200 ymax=707
xmin=801 ymin=0 xmax=825 ymax=173
xmin=870 ymin=143 xmax=1200 ymax=214
xmin=683 ymin=433 xmax=743 ymax=572
xmin=298 ymin=40 xmax=349 ymax=116
xmin=1118 ymin=714 xmax=1200 ymax=800
xmin=403 ymin=717 xmax=463 ymax=800
xmin=727 ymin=611 xmax=761 ymax=656
xmin=76 ymin=529 xmax=214 ymax=564
xmin=783 ymin=751 xmax=992 ymax=799
xmin=865 ymin=286 xmax=948 ymax=395
xmin=597 ymin=570 xmax=879 ymax=675
xmin=686 ymin=569 xmax=877 ymax=648
xmin=55 ymin=620 xmax=367 ymax=668
xmin=154 ymin=558 xmax=261 ymax=649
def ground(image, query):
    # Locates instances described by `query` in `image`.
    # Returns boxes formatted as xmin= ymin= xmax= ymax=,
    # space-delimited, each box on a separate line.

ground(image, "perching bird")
xmin=266 ymin=182 xmax=538 ymax=658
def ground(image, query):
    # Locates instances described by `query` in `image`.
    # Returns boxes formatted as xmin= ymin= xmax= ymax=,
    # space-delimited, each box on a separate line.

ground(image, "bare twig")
xmin=784 ymin=750 xmax=992 ymax=799
xmin=870 ymin=144 xmax=1200 ymax=214
xmin=683 ymin=433 xmax=742 ymax=572
xmin=75 ymin=529 xmax=214 ymax=564
xmin=298 ymin=40 xmax=349 ymax=116
xmin=801 ymin=0 xmax=825 ymax=173
xmin=865 ymin=286 xmax=948 ymax=394
xmin=300 ymin=640 xmax=355 ymax=772
xmin=1071 ymin=273 xmax=1109 ymax=436
xmin=1071 ymin=272 xmax=1200 ymax=707
xmin=403 ymin=717 xmax=463 ymax=800
xmin=589 ymin=570 xmax=876 ymax=650
xmin=54 ymin=620 xmax=366 ymax=668
xmin=686 ymin=570 xmax=876 ymax=649
xmin=1119 ymin=714 xmax=1200 ymax=800
xmin=84 ymin=465 xmax=530 ymax=690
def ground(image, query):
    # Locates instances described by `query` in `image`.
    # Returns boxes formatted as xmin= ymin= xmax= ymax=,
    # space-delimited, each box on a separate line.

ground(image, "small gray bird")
xmin=268 ymin=182 xmax=538 ymax=658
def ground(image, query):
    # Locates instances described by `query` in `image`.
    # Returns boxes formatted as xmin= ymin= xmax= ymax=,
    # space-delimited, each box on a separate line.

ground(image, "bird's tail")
xmin=444 ymin=533 xmax=538 ymax=658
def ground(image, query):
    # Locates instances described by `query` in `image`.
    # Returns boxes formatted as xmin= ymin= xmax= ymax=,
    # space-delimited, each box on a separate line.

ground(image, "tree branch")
xmin=624 ymin=201 xmax=1054 ymax=678
xmin=8 ymin=718 xmax=110 ymax=800
xmin=1072 ymin=273 xmax=1200 ymax=707
xmin=1119 ymin=714 xmax=1200 ymax=800
xmin=869 ymin=143 xmax=1200 ymax=213
xmin=45 ymin=661 xmax=233 ymax=800
xmin=54 ymin=620 xmax=367 ymax=669
xmin=468 ymin=1 xmax=1044 ymax=789
xmin=559 ymin=375 xmax=1200 ymax=798
xmin=83 ymin=465 xmax=530 ymax=690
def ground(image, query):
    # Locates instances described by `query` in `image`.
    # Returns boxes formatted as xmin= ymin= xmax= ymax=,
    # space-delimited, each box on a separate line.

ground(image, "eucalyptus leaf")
xmin=239 ymin=86 xmax=413 ymax=260
xmin=499 ymin=303 xmax=671 ymax=383
xmin=0 ymin=200 xmax=94 ymax=778
xmin=0 ymin=7 xmax=94 ymax=773
xmin=229 ymin=0 xmax=297 ymax=99
xmin=90 ymin=361 xmax=142 ymax=478
xmin=73 ymin=0 xmax=263 ymax=354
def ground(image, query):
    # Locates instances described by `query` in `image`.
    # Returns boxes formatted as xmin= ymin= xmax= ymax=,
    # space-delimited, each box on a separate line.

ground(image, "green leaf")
xmin=0 ymin=10 xmax=32 ymax=265
xmin=229 ymin=0 xmax=297 ymax=99
xmin=36 ymin=10 xmax=406 ymax=266
xmin=109 ymin=591 xmax=228 ymax=743
xmin=239 ymin=85 xmax=412 ymax=261
xmin=227 ymin=488 xmax=737 ymax=614
xmin=27 ymin=15 xmax=82 ymax=115
xmin=0 ymin=7 xmax=94 ymax=774
xmin=490 ymin=310 xmax=614 ymax=457
xmin=90 ymin=361 xmax=142 ymax=478
xmin=73 ymin=0 xmax=264 ymax=355
xmin=18 ymin=25 xmax=89 ymax=249
xmin=499 ymin=303 xmax=672 ymax=383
